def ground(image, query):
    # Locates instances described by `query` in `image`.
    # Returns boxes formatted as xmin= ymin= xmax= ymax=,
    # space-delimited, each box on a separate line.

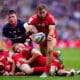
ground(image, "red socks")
xmin=34 ymin=64 xmax=51 ymax=74
xmin=53 ymin=52 xmax=58 ymax=58
xmin=34 ymin=67 xmax=45 ymax=73
xmin=44 ymin=64 xmax=51 ymax=74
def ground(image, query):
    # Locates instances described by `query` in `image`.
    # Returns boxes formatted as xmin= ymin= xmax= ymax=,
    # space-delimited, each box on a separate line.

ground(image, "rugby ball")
xmin=34 ymin=32 xmax=46 ymax=44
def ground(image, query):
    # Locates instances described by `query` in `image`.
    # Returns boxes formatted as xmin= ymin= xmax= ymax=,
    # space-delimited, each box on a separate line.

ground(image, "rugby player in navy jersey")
xmin=2 ymin=10 xmax=32 ymax=50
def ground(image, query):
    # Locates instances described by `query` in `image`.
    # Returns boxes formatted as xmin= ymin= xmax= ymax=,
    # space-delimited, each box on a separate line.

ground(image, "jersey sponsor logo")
xmin=8 ymin=28 xmax=24 ymax=40
xmin=9 ymin=35 xmax=23 ymax=40
xmin=36 ymin=22 xmax=49 ymax=27
xmin=9 ymin=29 xmax=20 ymax=34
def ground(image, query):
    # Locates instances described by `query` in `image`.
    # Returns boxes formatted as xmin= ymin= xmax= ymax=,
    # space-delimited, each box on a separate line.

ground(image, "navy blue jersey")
xmin=2 ymin=20 xmax=27 ymax=44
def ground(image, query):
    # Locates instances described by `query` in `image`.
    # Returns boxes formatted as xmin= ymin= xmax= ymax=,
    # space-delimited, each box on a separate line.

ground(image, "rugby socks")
xmin=53 ymin=52 xmax=58 ymax=58
xmin=34 ymin=67 xmax=44 ymax=73
xmin=40 ymin=64 xmax=50 ymax=78
xmin=44 ymin=64 xmax=51 ymax=74
xmin=53 ymin=51 xmax=63 ymax=64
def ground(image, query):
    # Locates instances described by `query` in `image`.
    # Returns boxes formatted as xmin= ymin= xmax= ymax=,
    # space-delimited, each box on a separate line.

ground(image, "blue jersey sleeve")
xmin=19 ymin=20 xmax=26 ymax=33
xmin=2 ymin=25 xmax=8 ymax=38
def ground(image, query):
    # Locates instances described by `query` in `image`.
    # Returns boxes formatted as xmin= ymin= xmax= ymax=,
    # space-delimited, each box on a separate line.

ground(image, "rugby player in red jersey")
xmin=0 ymin=50 xmax=15 ymax=75
xmin=12 ymin=43 xmax=60 ymax=75
xmin=12 ymin=43 xmax=46 ymax=75
xmin=28 ymin=4 xmax=58 ymax=77
xmin=12 ymin=43 xmax=75 ymax=76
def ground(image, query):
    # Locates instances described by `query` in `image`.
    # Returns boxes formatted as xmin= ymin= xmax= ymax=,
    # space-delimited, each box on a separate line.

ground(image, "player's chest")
xmin=35 ymin=20 xmax=49 ymax=27
xmin=8 ymin=28 xmax=22 ymax=35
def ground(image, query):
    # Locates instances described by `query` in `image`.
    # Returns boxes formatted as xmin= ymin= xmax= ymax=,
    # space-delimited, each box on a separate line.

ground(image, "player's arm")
xmin=48 ymin=25 xmax=55 ymax=36
xmin=19 ymin=49 xmax=42 ymax=64
xmin=26 ymin=49 xmax=42 ymax=64
xmin=2 ymin=27 xmax=10 ymax=50
xmin=7 ymin=57 xmax=15 ymax=75
xmin=24 ymin=22 xmax=37 ymax=41
xmin=28 ymin=17 xmax=38 ymax=34
xmin=47 ymin=15 xmax=56 ymax=40
xmin=24 ymin=24 xmax=38 ymax=44
xmin=24 ymin=24 xmax=37 ymax=34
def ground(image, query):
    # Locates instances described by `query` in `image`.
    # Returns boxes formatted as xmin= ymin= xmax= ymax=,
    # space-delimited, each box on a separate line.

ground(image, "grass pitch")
xmin=0 ymin=48 xmax=80 ymax=80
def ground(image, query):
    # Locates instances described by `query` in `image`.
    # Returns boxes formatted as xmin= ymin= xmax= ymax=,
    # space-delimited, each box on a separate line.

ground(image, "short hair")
xmin=37 ymin=4 xmax=46 ymax=11
xmin=12 ymin=43 xmax=18 ymax=53
xmin=8 ymin=10 xmax=16 ymax=15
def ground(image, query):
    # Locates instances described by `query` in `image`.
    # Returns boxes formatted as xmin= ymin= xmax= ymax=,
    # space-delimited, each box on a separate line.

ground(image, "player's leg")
xmin=40 ymin=38 xmax=57 ymax=77
xmin=19 ymin=64 xmax=34 ymax=74
xmin=34 ymin=67 xmax=45 ymax=73
xmin=57 ymin=69 xmax=75 ymax=76
xmin=40 ymin=47 xmax=47 ymax=56
xmin=49 ymin=57 xmax=63 ymax=76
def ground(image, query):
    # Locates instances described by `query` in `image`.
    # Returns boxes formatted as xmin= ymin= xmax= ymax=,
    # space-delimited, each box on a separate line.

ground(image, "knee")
xmin=47 ymin=49 xmax=53 ymax=54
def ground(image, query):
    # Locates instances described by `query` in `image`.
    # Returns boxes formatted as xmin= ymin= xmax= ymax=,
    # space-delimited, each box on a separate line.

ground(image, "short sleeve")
xmin=48 ymin=14 xmax=55 ymax=25
xmin=28 ymin=16 xmax=36 ymax=25
xmin=2 ymin=26 xmax=8 ymax=38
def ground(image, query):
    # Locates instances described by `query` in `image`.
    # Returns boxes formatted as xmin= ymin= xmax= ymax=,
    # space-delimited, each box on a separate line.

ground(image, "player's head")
xmin=12 ymin=43 xmax=25 ymax=53
xmin=8 ymin=10 xmax=18 ymax=27
xmin=37 ymin=4 xmax=47 ymax=20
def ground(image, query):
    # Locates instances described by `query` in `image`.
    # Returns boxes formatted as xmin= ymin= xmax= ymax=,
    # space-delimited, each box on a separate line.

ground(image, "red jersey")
xmin=0 ymin=50 xmax=11 ymax=71
xmin=22 ymin=45 xmax=32 ymax=59
xmin=52 ymin=57 xmax=64 ymax=70
xmin=19 ymin=45 xmax=46 ymax=67
xmin=13 ymin=53 xmax=25 ymax=65
xmin=30 ymin=55 xmax=46 ymax=67
xmin=0 ymin=50 xmax=9 ymax=65
xmin=24 ymin=45 xmax=46 ymax=67
xmin=13 ymin=45 xmax=32 ymax=66
xmin=28 ymin=13 xmax=57 ymax=37
xmin=28 ymin=13 xmax=58 ymax=47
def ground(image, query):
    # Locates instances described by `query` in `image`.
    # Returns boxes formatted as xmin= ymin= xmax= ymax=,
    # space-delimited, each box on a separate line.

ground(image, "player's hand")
xmin=47 ymin=35 xmax=53 ymax=41
xmin=19 ymin=58 xmax=26 ymax=63
xmin=9 ymin=72 xmax=14 ymax=76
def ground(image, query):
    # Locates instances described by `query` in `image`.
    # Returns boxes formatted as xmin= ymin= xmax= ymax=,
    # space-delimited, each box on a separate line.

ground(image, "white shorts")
xmin=19 ymin=64 xmax=30 ymax=71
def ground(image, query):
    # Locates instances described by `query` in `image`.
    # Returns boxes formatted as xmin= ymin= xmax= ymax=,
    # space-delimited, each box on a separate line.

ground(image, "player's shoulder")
xmin=32 ymin=14 xmax=37 ymax=18
xmin=47 ymin=13 xmax=55 ymax=19
xmin=28 ymin=14 xmax=37 ymax=23
xmin=3 ymin=23 xmax=10 ymax=30
xmin=17 ymin=20 xmax=27 ymax=29
xmin=29 ymin=14 xmax=37 ymax=20
xmin=18 ymin=20 xmax=25 ymax=25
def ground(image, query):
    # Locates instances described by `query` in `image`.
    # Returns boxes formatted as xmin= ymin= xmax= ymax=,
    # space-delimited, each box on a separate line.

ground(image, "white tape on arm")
xmin=23 ymin=23 xmax=29 ymax=31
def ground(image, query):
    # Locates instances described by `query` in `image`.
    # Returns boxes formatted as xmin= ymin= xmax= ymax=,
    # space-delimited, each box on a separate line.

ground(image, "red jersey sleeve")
xmin=48 ymin=14 xmax=55 ymax=25
xmin=28 ymin=15 xmax=36 ymax=25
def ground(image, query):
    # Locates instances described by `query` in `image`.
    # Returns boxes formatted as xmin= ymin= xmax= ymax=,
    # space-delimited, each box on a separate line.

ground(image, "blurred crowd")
xmin=0 ymin=0 xmax=80 ymax=41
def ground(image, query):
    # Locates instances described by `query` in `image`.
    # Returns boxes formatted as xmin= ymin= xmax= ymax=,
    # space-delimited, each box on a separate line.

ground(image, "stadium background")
xmin=0 ymin=0 xmax=80 ymax=48
xmin=0 ymin=0 xmax=80 ymax=80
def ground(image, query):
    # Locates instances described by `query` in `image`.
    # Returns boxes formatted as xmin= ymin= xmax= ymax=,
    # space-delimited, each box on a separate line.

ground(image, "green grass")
xmin=0 ymin=76 xmax=80 ymax=80
xmin=0 ymin=48 xmax=80 ymax=80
